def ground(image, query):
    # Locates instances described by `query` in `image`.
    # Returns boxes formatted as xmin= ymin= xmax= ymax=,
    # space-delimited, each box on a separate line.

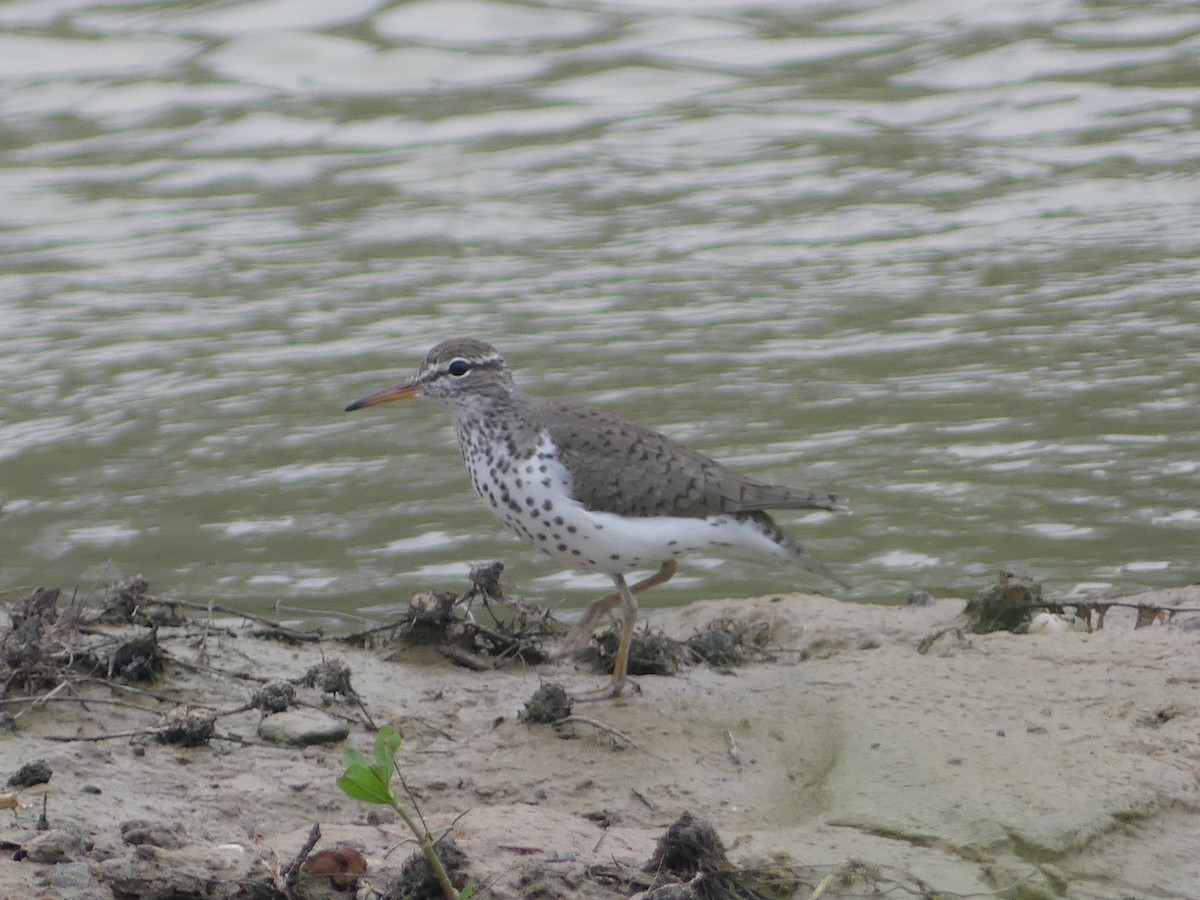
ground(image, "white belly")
xmin=461 ymin=431 xmax=789 ymax=576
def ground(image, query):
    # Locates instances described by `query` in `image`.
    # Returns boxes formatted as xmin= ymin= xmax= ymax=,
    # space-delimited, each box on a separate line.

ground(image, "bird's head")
xmin=345 ymin=337 xmax=515 ymax=411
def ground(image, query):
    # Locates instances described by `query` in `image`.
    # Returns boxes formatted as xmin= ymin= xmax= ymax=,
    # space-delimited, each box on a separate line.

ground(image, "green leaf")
xmin=374 ymin=725 xmax=402 ymax=778
xmin=342 ymin=744 xmax=373 ymax=773
xmin=337 ymin=763 xmax=395 ymax=805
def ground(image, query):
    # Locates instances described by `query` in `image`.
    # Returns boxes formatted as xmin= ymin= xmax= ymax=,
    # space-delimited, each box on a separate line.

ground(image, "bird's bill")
xmin=345 ymin=380 xmax=420 ymax=411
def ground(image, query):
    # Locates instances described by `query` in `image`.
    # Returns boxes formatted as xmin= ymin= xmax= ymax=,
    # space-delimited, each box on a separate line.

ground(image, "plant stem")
xmin=392 ymin=801 xmax=459 ymax=900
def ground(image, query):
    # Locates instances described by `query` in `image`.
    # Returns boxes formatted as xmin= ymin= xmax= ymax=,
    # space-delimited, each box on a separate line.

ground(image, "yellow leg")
xmin=573 ymin=573 xmax=639 ymax=701
xmin=554 ymin=560 xmax=677 ymax=660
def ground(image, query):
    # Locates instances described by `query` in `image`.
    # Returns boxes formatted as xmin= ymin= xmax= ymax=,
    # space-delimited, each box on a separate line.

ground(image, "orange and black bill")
xmin=344 ymin=379 xmax=421 ymax=411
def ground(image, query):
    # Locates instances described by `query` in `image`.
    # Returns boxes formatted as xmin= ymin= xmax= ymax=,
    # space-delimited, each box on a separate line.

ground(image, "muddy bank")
xmin=1 ymin=577 xmax=1198 ymax=899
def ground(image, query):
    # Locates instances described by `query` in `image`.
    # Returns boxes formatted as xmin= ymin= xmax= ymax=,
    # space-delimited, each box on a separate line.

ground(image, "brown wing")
xmin=537 ymin=398 xmax=843 ymax=519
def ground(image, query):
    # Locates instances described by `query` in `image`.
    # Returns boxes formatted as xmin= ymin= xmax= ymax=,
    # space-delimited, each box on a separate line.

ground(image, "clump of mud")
xmin=251 ymin=679 xmax=297 ymax=714
xmin=154 ymin=706 xmax=217 ymax=748
xmin=384 ymin=837 xmax=469 ymax=900
xmin=646 ymin=810 xmax=732 ymax=878
xmin=297 ymin=658 xmax=356 ymax=698
xmin=519 ymin=682 xmax=573 ymax=724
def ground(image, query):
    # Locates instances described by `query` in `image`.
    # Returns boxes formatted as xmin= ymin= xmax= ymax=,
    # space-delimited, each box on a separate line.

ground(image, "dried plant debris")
xmin=405 ymin=591 xmax=462 ymax=634
xmin=634 ymin=814 xmax=939 ymax=900
xmin=107 ymin=631 xmax=165 ymax=682
xmin=466 ymin=595 xmax=563 ymax=665
xmin=685 ymin=617 xmax=770 ymax=668
xmin=8 ymin=586 xmax=66 ymax=632
xmin=640 ymin=811 xmax=802 ymax=900
xmin=2 ymin=586 xmax=164 ymax=692
xmin=3 ymin=588 xmax=68 ymax=691
xmin=466 ymin=560 xmax=504 ymax=600
xmin=647 ymin=812 xmax=733 ymax=880
xmin=958 ymin=570 xmax=1199 ymax=637
xmin=594 ymin=626 xmax=685 ymax=677
xmin=97 ymin=575 xmax=186 ymax=627
xmin=965 ymin=570 xmax=1046 ymax=633
xmin=371 ymin=563 xmax=564 ymax=667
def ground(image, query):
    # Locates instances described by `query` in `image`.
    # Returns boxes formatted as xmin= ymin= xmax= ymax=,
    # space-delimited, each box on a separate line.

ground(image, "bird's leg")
xmin=553 ymin=560 xmax=677 ymax=660
xmin=573 ymin=573 xmax=640 ymax=702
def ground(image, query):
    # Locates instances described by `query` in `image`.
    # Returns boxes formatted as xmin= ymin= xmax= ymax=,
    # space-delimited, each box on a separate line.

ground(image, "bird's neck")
xmin=446 ymin=390 xmax=536 ymax=461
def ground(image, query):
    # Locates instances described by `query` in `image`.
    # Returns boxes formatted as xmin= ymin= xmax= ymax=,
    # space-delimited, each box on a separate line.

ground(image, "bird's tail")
xmin=743 ymin=511 xmax=850 ymax=591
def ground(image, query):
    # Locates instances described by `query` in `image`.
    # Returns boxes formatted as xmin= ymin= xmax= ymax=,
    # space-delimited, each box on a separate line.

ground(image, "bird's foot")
xmin=571 ymin=675 xmax=640 ymax=703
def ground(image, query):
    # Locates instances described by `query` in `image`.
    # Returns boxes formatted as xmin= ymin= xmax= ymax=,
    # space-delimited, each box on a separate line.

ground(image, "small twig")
xmin=436 ymin=644 xmax=494 ymax=671
xmin=272 ymin=603 xmax=382 ymax=626
xmin=1077 ymin=601 xmax=1200 ymax=613
xmin=917 ymin=627 xmax=964 ymax=655
xmin=396 ymin=769 xmax=432 ymax=837
xmin=0 ymin=696 xmax=163 ymax=715
xmin=43 ymin=729 xmax=150 ymax=742
xmin=282 ymin=822 xmax=322 ymax=889
xmin=12 ymin=679 xmax=69 ymax=720
xmin=351 ymin=693 xmax=378 ymax=731
xmin=81 ymin=676 xmax=211 ymax=707
xmin=808 ymin=872 xmax=835 ymax=900
xmin=212 ymin=732 xmax=267 ymax=747
xmin=169 ymin=656 xmax=270 ymax=683
xmin=559 ymin=715 xmax=668 ymax=760
xmin=631 ymin=788 xmax=656 ymax=811
xmin=167 ymin=598 xmax=323 ymax=640
xmin=338 ymin=620 xmax=405 ymax=644
xmin=400 ymin=716 xmax=457 ymax=744
xmin=471 ymin=861 xmax=520 ymax=900
xmin=723 ymin=729 xmax=743 ymax=767
xmin=43 ymin=725 xmax=264 ymax=747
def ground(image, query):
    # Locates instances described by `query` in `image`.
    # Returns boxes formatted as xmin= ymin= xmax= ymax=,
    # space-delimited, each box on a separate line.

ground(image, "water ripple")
xmin=1 ymin=0 xmax=1196 ymax=613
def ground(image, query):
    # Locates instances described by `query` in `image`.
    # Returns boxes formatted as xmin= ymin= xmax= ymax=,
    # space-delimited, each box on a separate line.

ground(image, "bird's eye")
xmin=447 ymin=358 xmax=471 ymax=377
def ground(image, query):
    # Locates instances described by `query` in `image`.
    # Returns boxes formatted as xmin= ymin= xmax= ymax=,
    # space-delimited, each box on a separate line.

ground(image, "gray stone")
xmin=120 ymin=819 xmax=184 ymax=849
xmin=257 ymin=709 xmax=350 ymax=746
xmin=24 ymin=829 xmax=87 ymax=864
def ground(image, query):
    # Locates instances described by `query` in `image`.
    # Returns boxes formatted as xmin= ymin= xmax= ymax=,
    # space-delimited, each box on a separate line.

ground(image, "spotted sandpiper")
xmin=347 ymin=337 xmax=847 ymax=699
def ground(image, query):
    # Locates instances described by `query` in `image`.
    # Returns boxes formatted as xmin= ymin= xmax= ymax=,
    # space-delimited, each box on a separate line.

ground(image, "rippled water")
xmin=2 ymin=0 xmax=1197 ymax=624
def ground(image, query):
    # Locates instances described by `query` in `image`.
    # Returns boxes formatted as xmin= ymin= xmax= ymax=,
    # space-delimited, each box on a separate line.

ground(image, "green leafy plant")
xmin=338 ymin=725 xmax=470 ymax=900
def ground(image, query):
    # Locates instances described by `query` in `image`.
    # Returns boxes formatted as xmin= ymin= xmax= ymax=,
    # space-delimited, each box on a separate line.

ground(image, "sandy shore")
xmin=2 ymin=585 xmax=1198 ymax=899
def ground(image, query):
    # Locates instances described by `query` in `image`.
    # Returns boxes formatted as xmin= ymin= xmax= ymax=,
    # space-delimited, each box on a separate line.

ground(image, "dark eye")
xmin=447 ymin=358 xmax=470 ymax=377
